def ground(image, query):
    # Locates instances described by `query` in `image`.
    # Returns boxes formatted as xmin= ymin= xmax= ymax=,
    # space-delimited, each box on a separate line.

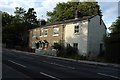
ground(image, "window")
xmin=36 ymin=29 xmax=40 ymax=37
xmin=44 ymin=29 xmax=48 ymax=37
xmin=66 ymin=43 xmax=71 ymax=47
xmin=74 ymin=25 xmax=79 ymax=33
xmin=53 ymin=27 xmax=59 ymax=36
xmin=40 ymin=28 xmax=44 ymax=37
xmin=32 ymin=42 xmax=36 ymax=49
xmin=73 ymin=43 xmax=78 ymax=49
xmin=32 ymin=29 xmax=36 ymax=38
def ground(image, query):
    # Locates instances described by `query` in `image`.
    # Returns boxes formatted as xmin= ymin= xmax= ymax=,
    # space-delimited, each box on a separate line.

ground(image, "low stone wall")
xmin=35 ymin=49 xmax=57 ymax=56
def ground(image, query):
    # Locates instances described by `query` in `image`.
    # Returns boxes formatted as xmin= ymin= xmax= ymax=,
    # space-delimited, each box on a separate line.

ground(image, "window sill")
xmin=74 ymin=33 xmax=80 ymax=35
xmin=44 ymin=35 xmax=48 ymax=37
xmin=40 ymin=36 xmax=43 ymax=37
xmin=32 ymin=36 xmax=36 ymax=38
xmin=53 ymin=34 xmax=59 ymax=37
xmin=32 ymin=47 xmax=36 ymax=49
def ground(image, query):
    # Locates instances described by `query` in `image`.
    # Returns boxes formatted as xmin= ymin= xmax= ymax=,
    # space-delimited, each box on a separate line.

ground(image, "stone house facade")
xmin=29 ymin=15 xmax=106 ymax=56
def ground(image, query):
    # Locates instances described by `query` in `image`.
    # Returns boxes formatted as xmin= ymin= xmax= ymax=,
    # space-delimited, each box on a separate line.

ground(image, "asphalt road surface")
xmin=2 ymin=49 xmax=120 ymax=80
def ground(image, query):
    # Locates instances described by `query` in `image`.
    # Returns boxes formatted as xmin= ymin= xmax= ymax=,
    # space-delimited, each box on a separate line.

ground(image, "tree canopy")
xmin=2 ymin=7 xmax=39 ymax=47
xmin=104 ymin=16 xmax=120 ymax=63
xmin=77 ymin=2 xmax=101 ymax=16
xmin=2 ymin=12 xmax=13 ymax=27
xmin=47 ymin=1 xmax=102 ymax=23
xmin=110 ymin=16 xmax=120 ymax=34
xmin=24 ymin=8 xmax=38 ymax=29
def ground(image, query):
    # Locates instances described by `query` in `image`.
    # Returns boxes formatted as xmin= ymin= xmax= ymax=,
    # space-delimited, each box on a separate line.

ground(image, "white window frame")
xmin=40 ymin=28 xmax=44 ymax=37
xmin=53 ymin=27 xmax=59 ymax=36
xmin=32 ymin=29 xmax=36 ymax=38
xmin=44 ymin=29 xmax=48 ymax=37
xmin=36 ymin=29 xmax=40 ymax=37
xmin=74 ymin=25 xmax=80 ymax=34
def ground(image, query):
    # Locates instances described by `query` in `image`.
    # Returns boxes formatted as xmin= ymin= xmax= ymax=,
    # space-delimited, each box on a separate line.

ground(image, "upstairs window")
xmin=53 ymin=27 xmax=59 ymax=36
xmin=32 ymin=29 xmax=36 ymax=38
xmin=40 ymin=28 xmax=44 ymax=37
xmin=36 ymin=29 xmax=40 ymax=37
xmin=44 ymin=29 xmax=48 ymax=37
xmin=74 ymin=25 xmax=79 ymax=33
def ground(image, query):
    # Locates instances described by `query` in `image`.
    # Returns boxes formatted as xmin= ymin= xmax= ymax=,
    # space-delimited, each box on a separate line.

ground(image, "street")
xmin=2 ymin=49 xmax=120 ymax=80
xmin=2 ymin=64 xmax=30 ymax=79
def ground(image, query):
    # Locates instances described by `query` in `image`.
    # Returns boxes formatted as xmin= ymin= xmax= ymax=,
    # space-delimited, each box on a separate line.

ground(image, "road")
xmin=2 ymin=49 xmax=120 ymax=80
xmin=2 ymin=64 xmax=30 ymax=79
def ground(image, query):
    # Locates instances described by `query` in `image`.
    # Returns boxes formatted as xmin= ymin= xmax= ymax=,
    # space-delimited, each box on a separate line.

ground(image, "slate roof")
xmin=29 ymin=15 xmax=97 ymax=30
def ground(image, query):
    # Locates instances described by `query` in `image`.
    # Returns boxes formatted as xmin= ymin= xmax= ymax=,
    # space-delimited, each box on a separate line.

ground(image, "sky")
xmin=0 ymin=0 xmax=120 ymax=31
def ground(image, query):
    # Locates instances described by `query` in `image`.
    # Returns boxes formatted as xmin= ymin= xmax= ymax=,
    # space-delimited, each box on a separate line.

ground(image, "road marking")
xmin=40 ymin=72 xmax=60 ymax=80
xmin=42 ymin=61 xmax=75 ymax=69
xmin=51 ymin=63 xmax=75 ymax=69
xmin=8 ymin=60 xmax=26 ymax=68
xmin=97 ymin=73 xmax=120 ymax=79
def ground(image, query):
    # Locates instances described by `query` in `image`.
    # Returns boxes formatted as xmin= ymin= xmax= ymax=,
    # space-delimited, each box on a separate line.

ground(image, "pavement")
xmin=10 ymin=49 xmax=120 ymax=68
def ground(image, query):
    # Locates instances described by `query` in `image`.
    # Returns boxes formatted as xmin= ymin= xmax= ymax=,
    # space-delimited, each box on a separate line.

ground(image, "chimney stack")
xmin=75 ymin=10 xmax=83 ymax=19
xmin=39 ymin=19 xmax=46 ymax=26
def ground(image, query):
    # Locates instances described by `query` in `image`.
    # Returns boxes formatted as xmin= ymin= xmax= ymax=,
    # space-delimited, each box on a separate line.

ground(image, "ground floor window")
xmin=32 ymin=42 xmax=36 ymax=49
xmin=73 ymin=43 xmax=78 ymax=49
xmin=66 ymin=43 xmax=71 ymax=47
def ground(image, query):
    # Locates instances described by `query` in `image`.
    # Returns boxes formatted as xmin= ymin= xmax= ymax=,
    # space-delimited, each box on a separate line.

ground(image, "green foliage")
xmin=24 ymin=8 xmax=38 ymax=28
xmin=104 ymin=16 xmax=120 ymax=63
xmin=54 ymin=43 xmax=79 ymax=57
xmin=2 ymin=12 xmax=13 ymax=27
xmin=77 ymin=2 xmax=101 ymax=16
xmin=14 ymin=7 xmax=26 ymax=22
xmin=47 ymin=1 xmax=101 ymax=23
xmin=52 ymin=43 xmax=62 ymax=50
xmin=2 ymin=7 xmax=39 ymax=47
xmin=47 ymin=2 xmax=77 ymax=23
xmin=110 ymin=16 xmax=120 ymax=33
xmin=104 ymin=35 xmax=120 ymax=63
xmin=65 ymin=45 xmax=78 ymax=56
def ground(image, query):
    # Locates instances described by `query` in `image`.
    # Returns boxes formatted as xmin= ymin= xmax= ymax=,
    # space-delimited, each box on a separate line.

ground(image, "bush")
xmin=104 ymin=33 xmax=120 ymax=64
xmin=52 ymin=43 xmax=87 ymax=60
xmin=52 ymin=43 xmax=62 ymax=50
xmin=52 ymin=43 xmax=64 ymax=57
xmin=65 ymin=46 xmax=78 ymax=57
xmin=15 ymin=46 xmax=34 ymax=52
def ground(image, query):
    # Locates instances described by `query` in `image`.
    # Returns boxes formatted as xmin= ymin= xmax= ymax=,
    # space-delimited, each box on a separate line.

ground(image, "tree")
xmin=77 ymin=2 xmax=102 ymax=16
xmin=14 ymin=7 xmax=26 ymax=23
xmin=24 ymin=8 xmax=38 ymax=29
xmin=2 ymin=7 xmax=39 ymax=47
xmin=47 ymin=1 xmax=101 ymax=23
xmin=110 ymin=16 xmax=120 ymax=34
xmin=2 ymin=12 xmax=13 ymax=27
xmin=47 ymin=2 xmax=79 ymax=23
xmin=2 ymin=11 xmax=25 ymax=46
xmin=104 ymin=16 xmax=120 ymax=63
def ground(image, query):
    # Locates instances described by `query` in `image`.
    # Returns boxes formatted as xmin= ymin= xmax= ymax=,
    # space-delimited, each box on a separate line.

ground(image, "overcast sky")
xmin=0 ymin=0 xmax=119 ymax=30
